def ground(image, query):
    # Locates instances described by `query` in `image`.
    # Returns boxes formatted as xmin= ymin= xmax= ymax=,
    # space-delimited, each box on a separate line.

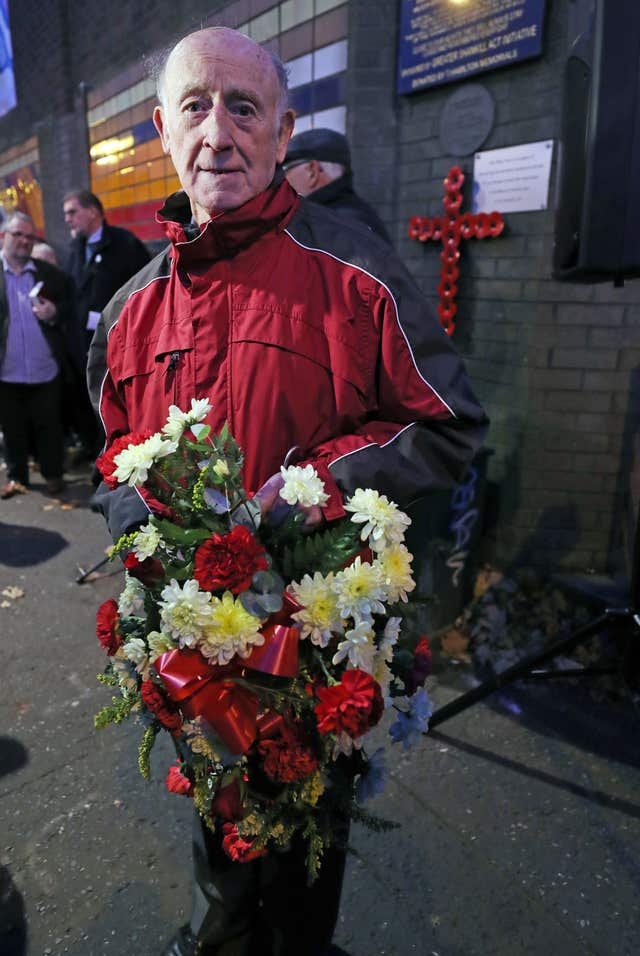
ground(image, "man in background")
xmin=88 ymin=25 xmax=487 ymax=956
xmin=63 ymin=189 xmax=150 ymax=355
xmin=283 ymin=128 xmax=392 ymax=243
xmin=63 ymin=189 xmax=150 ymax=461
xmin=0 ymin=212 xmax=73 ymax=497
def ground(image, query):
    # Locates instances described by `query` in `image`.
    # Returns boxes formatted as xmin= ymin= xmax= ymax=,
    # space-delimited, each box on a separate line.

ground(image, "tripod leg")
xmin=75 ymin=554 xmax=112 ymax=584
xmin=429 ymin=609 xmax=634 ymax=729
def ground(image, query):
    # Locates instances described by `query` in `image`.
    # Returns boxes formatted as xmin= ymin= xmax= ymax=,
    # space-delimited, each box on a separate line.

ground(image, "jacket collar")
xmin=157 ymin=173 xmax=300 ymax=266
xmin=308 ymin=172 xmax=354 ymax=207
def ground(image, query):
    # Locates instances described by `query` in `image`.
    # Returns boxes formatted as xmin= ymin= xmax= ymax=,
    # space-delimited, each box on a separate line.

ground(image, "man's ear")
xmin=307 ymin=160 xmax=322 ymax=189
xmin=275 ymin=109 xmax=296 ymax=163
xmin=153 ymin=106 xmax=171 ymax=154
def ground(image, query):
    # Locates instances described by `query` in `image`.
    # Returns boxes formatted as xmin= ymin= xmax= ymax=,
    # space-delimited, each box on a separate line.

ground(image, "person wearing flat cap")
xmin=283 ymin=128 xmax=392 ymax=243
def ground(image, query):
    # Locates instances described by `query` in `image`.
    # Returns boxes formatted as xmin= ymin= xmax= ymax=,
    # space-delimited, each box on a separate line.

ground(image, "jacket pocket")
xmin=231 ymin=307 xmax=368 ymax=398
xmin=117 ymin=323 xmax=195 ymax=423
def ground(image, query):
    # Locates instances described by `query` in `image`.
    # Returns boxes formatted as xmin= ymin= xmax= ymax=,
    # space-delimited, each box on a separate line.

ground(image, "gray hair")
xmin=149 ymin=29 xmax=289 ymax=115
xmin=5 ymin=210 xmax=34 ymax=230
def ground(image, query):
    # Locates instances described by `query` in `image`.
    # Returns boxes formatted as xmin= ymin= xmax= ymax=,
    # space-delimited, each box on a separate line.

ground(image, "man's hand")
xmin=255 ymin=472 xmax=324 ymax=531
xmin=31 ymin=296 xmax=57 ymax=324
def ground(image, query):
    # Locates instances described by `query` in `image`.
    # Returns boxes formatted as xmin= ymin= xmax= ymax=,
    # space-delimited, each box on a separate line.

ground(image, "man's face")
xmin=153 ymin=29 xmax=294 ymax=224
xmin=63 ymin=200 xmax=96 ymax=238
xmin=1 ymin=219 xmax=36 ymax=265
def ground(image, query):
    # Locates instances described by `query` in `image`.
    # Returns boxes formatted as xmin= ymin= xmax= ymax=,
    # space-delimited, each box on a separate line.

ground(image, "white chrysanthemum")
xmin=147 ymin=630 xmax=176 ymax=660
xmin=133 ymin=523 xmax=163 ymax=560
xmin=118 ymin=573 xmax=146 ymax=617
xmin=122 ymin=637 xmax=148 ymax=666
xmin=159 ymin=578 xmax=214 ymax=648
xmin=377 ymin=544 xmax=416 ymax=604
xmin=290 ymin=573 xmax=343 ymax=647
xmin=332 ymin=620 xmax=376 ymax=672
xmin=113 ymin=433 xmax=178 ymax=486
xmin=379 ymin=616 xmax=402 ymax=663
xmin=162 ymin=397 xmax=213 ymax=440
xmin=199 ymin=591 xmax=265 ymax=665
xmin=344 ymin=488 xmax=411 ymax=552
xmin=111 ymin=656 xmax=138 ymax=694
xmin=279 ymin=464 xmax=329 ymax=508
xmin=332 ymin=557 xmax=386 ymax=623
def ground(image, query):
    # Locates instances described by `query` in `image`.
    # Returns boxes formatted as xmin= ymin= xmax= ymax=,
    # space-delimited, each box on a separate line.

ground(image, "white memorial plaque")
xmin=472 ymin=140 xmax=554 ymax=213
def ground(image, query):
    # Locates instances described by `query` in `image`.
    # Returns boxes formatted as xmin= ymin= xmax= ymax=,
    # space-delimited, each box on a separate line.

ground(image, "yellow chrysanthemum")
xmin=290 ymin=573 xmax=342 ymax=647
xmin=199 ymin=591 xmax=264 ymax=665
xmin=377 ymin=543 xmax=416 ymax=603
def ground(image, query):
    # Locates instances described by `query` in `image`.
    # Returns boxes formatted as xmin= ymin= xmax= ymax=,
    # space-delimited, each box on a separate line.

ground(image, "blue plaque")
xmin=398 ymin=0 xmax=547 ymax=95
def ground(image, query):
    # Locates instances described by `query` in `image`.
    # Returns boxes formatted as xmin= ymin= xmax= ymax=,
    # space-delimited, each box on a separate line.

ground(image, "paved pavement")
xmin=1 ymin=469 xmax=639 ymax=956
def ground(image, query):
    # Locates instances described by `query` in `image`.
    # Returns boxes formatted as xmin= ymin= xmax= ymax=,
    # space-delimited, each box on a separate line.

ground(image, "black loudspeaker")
xmin=553 ymin=0 xmax=640 ymax=283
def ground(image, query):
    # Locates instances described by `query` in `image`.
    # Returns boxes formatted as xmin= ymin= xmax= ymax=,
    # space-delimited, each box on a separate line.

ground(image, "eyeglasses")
xmin=6 ymin=230 xmax=36 ymax=241
xmin=282 ymin=159 xmax=309 ymax=173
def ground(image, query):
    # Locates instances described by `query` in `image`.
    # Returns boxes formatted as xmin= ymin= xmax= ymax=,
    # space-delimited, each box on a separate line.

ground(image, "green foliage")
xmin=94 ymin=695 xmax=137 ymax=729
xmin=138 ymin=724 xmax=159 ymax=781
xmin=153 ymin=517 xmax=212 ymax=547
xmin=281 ymin=524 xmax=361 ymax=580
xmin=302 ymin=817 xmax=325 ymax=882
xmin=111 ymin=531 xmax=138 ymax=557
xmin=96 ymin=672 xmax=118 ymax=687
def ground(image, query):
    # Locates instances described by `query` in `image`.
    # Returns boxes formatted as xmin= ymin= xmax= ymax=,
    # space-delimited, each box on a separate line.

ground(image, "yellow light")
xmin=119 ymin=166 xmax=135 ymax=175
xmin=95 ymin=155 xmax=119 ymax=166
xmin=90 ymin=133 xmax=135 ymax=159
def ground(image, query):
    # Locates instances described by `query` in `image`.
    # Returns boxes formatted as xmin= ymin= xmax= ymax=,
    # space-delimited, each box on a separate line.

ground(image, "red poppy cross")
xmin=408 ymin=166 xmax=504 ymax=335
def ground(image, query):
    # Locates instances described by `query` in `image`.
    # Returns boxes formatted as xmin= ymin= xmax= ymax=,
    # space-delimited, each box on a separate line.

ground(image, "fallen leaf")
xmin=60 ymin=503 xmax=75 ymax=511
xmin=441 ymin=627 xmax=472 ymax=662
xmin=42 ymin=504 xmax=55 ymax=511
xmin=2 ymin=586 xmax=25 ymax=600
xmin=0 ymin=601 xmax=11 ymax=608
xmin=474 ymin=566 xmax=503 ymax=599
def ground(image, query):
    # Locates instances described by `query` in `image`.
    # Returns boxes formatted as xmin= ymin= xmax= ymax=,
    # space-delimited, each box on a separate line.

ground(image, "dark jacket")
xmin=0 ymin=257 xmax=77 ymax=383
xmin=66 ymin=221 xmax=151 ymax=341
xmin=88 ymin=179 xmax=487 ymax=542
xmin=307 ymin=173 xmax=393 ymax=244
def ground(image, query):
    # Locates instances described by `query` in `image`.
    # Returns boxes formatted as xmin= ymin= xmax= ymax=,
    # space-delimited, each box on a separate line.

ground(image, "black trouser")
xmin=0 ymin=377 xmax=64 ymax=484
xmin=191 ymin=814 xmax=348 ymax=956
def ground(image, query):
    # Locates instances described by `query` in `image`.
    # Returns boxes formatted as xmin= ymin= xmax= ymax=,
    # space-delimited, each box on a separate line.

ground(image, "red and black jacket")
xmin=88 ymin=177 xmax=488 ymax=540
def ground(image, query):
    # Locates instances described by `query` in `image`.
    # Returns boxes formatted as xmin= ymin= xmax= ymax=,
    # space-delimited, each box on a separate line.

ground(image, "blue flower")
xmin=356 ymin=747 xmax=387 ymax=802
xmin=389 ymin=688 xmax=433 ymax=749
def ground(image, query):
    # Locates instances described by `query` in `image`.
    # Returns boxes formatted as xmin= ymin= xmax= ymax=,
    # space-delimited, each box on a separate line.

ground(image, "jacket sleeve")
xmin=87 ymin=303 xmax=151 ymax=541
xmin=301 ymin=257 xmax=489 ymax=521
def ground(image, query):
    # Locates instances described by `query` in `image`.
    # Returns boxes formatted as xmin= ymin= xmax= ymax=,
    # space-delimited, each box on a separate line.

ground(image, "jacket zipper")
xmin=166 ymin=351 xmax=180 ymax=404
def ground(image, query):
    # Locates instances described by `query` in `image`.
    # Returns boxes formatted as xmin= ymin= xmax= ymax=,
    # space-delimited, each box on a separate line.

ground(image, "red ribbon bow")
xmin=155 ymin=593 xmax=300 ymax=755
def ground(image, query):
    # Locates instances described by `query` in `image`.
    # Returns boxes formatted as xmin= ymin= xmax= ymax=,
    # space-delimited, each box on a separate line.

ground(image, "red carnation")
xmin=96 ymin=598 xmax=121 ymax=655
xmin=141 ymin=680 xmax=183 ymax=736
xmin=221 ymin=823 xmax=266 ymax=863
xmin=258 ymin=721 xmax=318 ymax=783
xmin=165 ymin=760 xmax=193 ymax=796
xmin=405 ymin=636 xmax=433 ymax=694
xmin=193 ymin=525 xmax=267 ymax=594
xmin=124 ymin=552 xmax=164 ymax=586
xmin=96 ymin=431 xmax=153 ymax=489
xmin=315 ymin=669 xmax=384 ymax=739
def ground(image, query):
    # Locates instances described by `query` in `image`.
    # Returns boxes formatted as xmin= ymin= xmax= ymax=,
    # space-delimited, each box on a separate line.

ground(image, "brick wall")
xmin=349 ymin=0 xmax=639 ymax=576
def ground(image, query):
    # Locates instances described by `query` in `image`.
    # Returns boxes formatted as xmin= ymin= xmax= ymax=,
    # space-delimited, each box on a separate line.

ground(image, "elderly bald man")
xmin=88 ymin=26 xmax=487 ymax=956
